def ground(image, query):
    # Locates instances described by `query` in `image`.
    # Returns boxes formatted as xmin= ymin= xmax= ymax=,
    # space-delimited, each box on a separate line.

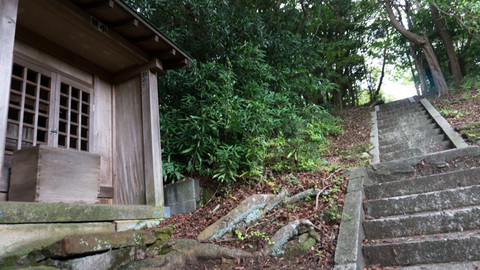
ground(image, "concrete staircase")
xmin=376 ymin=99 xmax=453 ymax=162
xmin=335 ymin=98 xmax=480 ymax=269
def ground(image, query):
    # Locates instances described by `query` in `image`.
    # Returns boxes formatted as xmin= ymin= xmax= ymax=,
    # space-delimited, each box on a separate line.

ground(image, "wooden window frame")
xmin=7 ymin=56 xmax=94 ymax=153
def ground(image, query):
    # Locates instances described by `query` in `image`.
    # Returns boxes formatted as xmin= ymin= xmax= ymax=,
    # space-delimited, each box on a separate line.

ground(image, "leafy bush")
xmin=159 ymin=43 xmax=341 ymax=183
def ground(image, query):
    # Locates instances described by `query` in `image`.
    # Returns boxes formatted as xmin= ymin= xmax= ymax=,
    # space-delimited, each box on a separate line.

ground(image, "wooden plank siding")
xmin=114 ymin=77 xmax=146 ymax=205
xmin=141 ymin=69 xmax=164 ymax=206
xmin=0 ymin=0 xmax=19 ymax=199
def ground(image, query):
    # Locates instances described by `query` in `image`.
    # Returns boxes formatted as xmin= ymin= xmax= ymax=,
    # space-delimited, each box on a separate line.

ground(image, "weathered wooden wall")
xmin=94 ymin=77 xmax=114 ymax=197
xmin=141 ymin=70 xmax=164 ymax=206
xmin=114 ymin=77 xmax=146 ymax=205
xmin=0 ymin=0 xmax=19 ymax=201
xmin=1 ymin=41 xmax=115 ymax=202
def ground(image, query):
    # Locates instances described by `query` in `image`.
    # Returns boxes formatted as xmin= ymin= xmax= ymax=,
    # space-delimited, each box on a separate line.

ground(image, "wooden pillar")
xmin=141 ymin=66 xmax=164 ymax=206
xmin=0 ymin=0 xmax=19 ymax=190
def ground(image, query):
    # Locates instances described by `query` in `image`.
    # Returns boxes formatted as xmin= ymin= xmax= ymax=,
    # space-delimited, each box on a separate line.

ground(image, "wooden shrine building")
xmin=0 ymin=0 xmax=191 ymax=251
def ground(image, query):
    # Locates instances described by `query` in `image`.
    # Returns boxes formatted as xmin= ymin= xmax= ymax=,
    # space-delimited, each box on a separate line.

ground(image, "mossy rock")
xmin=281 ymin=232 xmax=318 ymax=259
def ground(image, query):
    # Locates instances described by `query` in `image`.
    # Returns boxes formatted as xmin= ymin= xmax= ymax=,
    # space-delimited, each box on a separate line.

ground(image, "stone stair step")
xmin=378 ymin=102 xmax=422 ymax=113
xmin=377 ymin=116 xmax=434 ymax=132
xmin=363 ymin=230 xmax=480 ymax=266
xmin=363 ymin=185 xmax=480 ymax=217
xmin=397 ymin=260 xmax=480 ymax=269
xmin=363 ymin=206 xmax=480 ymax=240
xmin=379 ymin=128 xmax=443 ymax=144
xmin=379 ymin=123 xmax=438 ymax=141
xmin=425 ymin=140 xmax=453 ymax=153
xmin=380 ymin=148 xmax=423 ymax=162
xmin=379 ymin=134 xmax=446 ymax=154
xmin=364 ymin=168 xmax=480 ymax=199
xmin=377 ymin=110 xmax=427 ymax=122
xmin=378 ymin=119 xmax=435 ymax=136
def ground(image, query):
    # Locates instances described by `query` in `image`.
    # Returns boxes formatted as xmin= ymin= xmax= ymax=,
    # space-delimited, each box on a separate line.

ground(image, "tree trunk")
xmin=405 ymin=50 xmax=421 ymax=96
xmin=409 ymin=43 xmax=428 ymax=95
xmin=384 ymin=0 xmax=449 ymax=96
xmin=374 ymin=31 xmax=390 ymax=98
xmin=430 ymin=4 xmax=463 ymax=84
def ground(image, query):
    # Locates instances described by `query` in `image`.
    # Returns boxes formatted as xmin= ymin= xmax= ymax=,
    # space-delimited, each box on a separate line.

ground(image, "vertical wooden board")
xmin=114 ymin=77 xmax=146 ymax=205
xmin=0 ymin=0 xmax=19 ymax=190
xmin=36 ymin=147 xmax=100 ymax=204
xmin=0 ymin=192 xmax=6 ymax=201
xmin=9 ymin=147 xmax=39 ymax=202
xmin=0 ymin=155 xmax=12 ymax=192
xmin=141 ymin=70 xmax=163 ymax=206
xmin=94 ymin=77 xmax=113 ymax=187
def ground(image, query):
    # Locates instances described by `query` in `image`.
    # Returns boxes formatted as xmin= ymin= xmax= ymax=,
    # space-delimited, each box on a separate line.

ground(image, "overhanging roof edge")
xmin=115 ymin=0 xmax=194 ymax=65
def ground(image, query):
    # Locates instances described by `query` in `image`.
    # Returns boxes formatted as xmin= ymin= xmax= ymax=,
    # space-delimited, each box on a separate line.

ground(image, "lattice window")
xmin=58 ymin=82 xmax=90 ymax=151
xmin=6 ymin=59 xmax=92 ymax=154
xmin=6 ymin=63 xmax=52 ymax=155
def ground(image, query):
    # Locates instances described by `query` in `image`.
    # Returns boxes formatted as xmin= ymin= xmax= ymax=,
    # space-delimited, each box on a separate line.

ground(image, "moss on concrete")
xmin=0 ymin=202 xmax=164 ymax=223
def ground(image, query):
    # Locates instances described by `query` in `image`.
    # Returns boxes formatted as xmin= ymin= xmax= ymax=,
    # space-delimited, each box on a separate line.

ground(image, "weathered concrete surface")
xmin=265 ymin=219 xmax=315 ymax=257
xmin=364 ymin=206 xmax=480 ymax=239
xmin=41 ymin=229 xmax=168 ymax=258
xmin=363 ymin=230 xmax=480 ymax=266
xmin=114 ymin=219 xmax=163 ymax=232
xmin=197 ymin=192 xmax=286 ymax=241
xmin=354 ymin=98 xmax=480 ymax=268
xmin=399 ymin=260 xmax=480 ymax=269
xmin=334 ymin=167 xmax=366 ymax=270
xmin=366 ymin=146 xmax=480 ymax=183
xmin=0 ymin=222 xmax=115 ymax=259
xmin=365 ymin=167 xmax=480 ymax=199
xmin=420 ymin=99 xmax=469 ymax=149
xmin=42 ymin=231 xmax=157 ymax=258
xmin=281 ymin=231 xmax=320 ymax=259
xmin=364 ymin=185 xmax=480 ymax=217
xmin=370 ymin=110 xmax=380 ymax=164
xmin=164 ymin=178 xmax=200 ymax=215
xmin=0 ymin=201 xmax=165 ymax=223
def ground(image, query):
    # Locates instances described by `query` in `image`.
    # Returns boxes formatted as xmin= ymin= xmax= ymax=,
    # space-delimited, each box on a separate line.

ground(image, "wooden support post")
xmin=141 ymin=67 xmax=164 ymax=206
xmin=0 ymin=0 xmax=19 ymax=188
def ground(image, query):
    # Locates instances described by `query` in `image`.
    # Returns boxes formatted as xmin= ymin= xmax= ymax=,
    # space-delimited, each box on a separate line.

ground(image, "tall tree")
xmin=429 ymin=3 xmax=463 ymax=83
xmin=384 ymin=0 xmax=449 ymax=96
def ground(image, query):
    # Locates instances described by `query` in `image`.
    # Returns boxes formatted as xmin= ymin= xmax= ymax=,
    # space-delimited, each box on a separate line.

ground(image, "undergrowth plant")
xmin=159 ymin=43 xmax=341 ymax=184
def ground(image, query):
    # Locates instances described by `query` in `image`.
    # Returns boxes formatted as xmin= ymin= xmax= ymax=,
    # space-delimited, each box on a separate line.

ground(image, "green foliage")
xmin=461 ymin=75 xmax=480 ymax=91
xmin=235 ymin=229 xmax=274 ymax=245
xmin=159 ymin=44 xmax=342 ymax=183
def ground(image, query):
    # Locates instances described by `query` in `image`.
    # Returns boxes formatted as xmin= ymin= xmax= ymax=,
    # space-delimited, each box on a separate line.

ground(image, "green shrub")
xmin=159 ymin=43 xmax=341 ymax=184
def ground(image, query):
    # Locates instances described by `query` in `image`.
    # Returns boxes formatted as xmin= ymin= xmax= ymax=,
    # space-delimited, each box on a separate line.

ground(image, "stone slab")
xmin=164 ymin=178 xmax=200 ymax=215
xmin=42 ymin=230 xmax=158 ymax=258
xmin=369 ymin=111 xmax=380 ymax=164
xmin=420 ymin=98 xmax=468 ymax=148
xmin=365 ymin=167 xmax=480 ymax=199
xmin=0 ymin=201 xmax=165 ymax=223
xmin=363 ymin=185 xmax=480 ymax=217
xmin=363 ymin=206 xmax=480 ymax=239
xmin=114 ymin=219 xmax=162 ymax=232
xmin=0 ymin=222 xmax=115 ymax=258
xmin=363 ymin=230 xmax=480 ymax=266
xmin=334 ymin=168 xmax=365 ymax=270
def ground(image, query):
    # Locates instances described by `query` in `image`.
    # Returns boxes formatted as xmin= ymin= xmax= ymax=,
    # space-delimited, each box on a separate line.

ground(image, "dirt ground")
xmin=151 ymin=88 xmax=478 ymax=270
xmin=152 ymin=105 xmax=373 ymax=270
xmin=429 ymin=87 xmax=480 ymax=146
